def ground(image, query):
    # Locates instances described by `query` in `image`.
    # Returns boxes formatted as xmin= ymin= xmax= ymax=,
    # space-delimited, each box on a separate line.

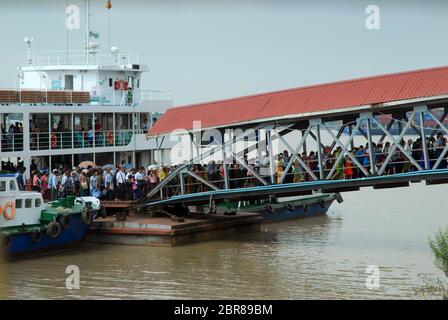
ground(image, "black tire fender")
xmin=1 ymin=232 xmax=11 ymax=248
xmin=46 ymin=221 xmax=62 ymax=239
xmin=31 ymin=228 xmax=42 ymax=243
xmin=58 ymin=214 xmax=72 ymax=229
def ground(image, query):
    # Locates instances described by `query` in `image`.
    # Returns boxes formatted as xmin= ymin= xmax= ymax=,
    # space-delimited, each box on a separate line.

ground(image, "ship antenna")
xmin=66 ymin=0 xmax=69 ymax=64
xmin=106 ymin=1 xmax=112 ymax=52
xmin=24 ymin=36 xmax=34 ymax=65
xmin=85 ymin=0 xmax=90 ymax=64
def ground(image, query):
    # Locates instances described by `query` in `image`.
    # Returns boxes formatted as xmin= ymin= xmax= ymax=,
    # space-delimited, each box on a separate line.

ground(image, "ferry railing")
xmin=94 ymin=89 xmax=172 ymax=106
xmin=28 ymin=129 xmax=134 ymax=151
xmin=1 ymin=88 xmax=170 ymax=107
xmin=27 ymin=50 xmax=140 ymax=67
xmin=0 ymin=133 xmax=24 ymax=152
xmin=140 ymin=90 xmax=172 ymax=102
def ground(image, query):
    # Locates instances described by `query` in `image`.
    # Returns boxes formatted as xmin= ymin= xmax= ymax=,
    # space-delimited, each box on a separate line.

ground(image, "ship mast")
xmin=85 ymin=0 xmax=90 ymax=64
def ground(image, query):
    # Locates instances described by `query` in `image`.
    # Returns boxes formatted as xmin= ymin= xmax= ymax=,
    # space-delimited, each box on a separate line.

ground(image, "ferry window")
xmin=25 ymin=199 xmax=33 ymax=208
xmin=9 ymin=180 xmax=17 ymax=191
xmin=15 ymin=199 xmax=23 ymax=209
xmin=109 ymin=78 xmax=113 ymax=87
xmin=35 ymin=199 xmax=42 ymax=208
xmin=65 ymin=75 xmax=74 ymax=90
xmin=0 ymin=181 xmax=5 ymax=192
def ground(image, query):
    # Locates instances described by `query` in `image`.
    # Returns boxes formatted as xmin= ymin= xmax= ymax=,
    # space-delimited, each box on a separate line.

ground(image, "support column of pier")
xmin=221 ymin=131 xmax=229 ymax=189
xmin=301 ymin=129 xmax=308 ymax=156
xmin=310 ymin=119 xmax=324 ymax=180
xmin=361 ymin=113 xmax=376 ymax=175
xmin=413 ymin=106 xmax=429 ymax=170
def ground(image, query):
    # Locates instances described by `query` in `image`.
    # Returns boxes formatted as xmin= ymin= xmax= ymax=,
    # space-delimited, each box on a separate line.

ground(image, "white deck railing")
xmin=24 ymin=50 xmax=140 ymax=67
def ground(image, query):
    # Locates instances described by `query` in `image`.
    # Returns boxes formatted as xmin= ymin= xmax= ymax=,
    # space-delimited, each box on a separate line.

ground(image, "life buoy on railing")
xmin=2 ymin=201 xmax=16 ymax=220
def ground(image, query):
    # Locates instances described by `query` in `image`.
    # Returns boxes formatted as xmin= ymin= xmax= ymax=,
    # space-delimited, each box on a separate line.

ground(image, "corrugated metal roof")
xmin=149 ymin=65 xmax=448 ymax=136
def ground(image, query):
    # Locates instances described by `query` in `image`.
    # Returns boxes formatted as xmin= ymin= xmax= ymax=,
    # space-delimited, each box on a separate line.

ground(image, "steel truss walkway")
xmin=144 ymin=100 xmax=448 ymax=208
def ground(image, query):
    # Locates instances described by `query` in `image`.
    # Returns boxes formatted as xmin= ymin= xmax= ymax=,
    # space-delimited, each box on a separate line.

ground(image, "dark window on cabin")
xmin=16 ymin=199 xmax=23 ymax=209
xmin=109 ymin=78 xmax=113 ymax=87
xmin=25 ymin=199 xmax=32 ymax=208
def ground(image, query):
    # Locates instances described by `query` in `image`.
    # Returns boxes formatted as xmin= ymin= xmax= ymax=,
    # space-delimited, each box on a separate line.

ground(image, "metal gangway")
xmin=143 ymin=106 xmax=448 ymax=209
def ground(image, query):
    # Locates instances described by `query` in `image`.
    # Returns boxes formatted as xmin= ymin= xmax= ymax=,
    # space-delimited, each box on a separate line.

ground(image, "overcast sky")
xmin=0 ymin=0 xmax=447 ymax=106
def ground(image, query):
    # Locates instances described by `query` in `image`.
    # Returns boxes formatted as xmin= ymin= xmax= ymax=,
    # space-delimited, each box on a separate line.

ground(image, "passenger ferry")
xmin=0 ymin=4 xmax=173 ymax=178
xmin=0 ymin=174 xmax=103 ymax=259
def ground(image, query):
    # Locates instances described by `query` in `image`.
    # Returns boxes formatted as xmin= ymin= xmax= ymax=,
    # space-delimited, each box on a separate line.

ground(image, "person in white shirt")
xmin=49 ymin=169 xmax=59 ymax=201
xmin=104 ymin=168 xmax=114 ymax=200
xmin=116 ymin=166 xmax=127 ymax=200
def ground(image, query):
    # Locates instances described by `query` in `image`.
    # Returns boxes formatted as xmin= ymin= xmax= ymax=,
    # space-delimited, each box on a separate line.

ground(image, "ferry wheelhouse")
xmin=0 ymin=49 xmax=174 ymax=178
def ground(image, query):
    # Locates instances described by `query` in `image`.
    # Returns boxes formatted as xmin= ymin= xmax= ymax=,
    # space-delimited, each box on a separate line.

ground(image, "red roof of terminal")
xmin=149 ymin=66 xmax=448 ymax=136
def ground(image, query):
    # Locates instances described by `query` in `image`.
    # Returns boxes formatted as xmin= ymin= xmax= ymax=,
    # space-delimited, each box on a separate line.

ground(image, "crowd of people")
xmin=1 ymin=133 xmax=447 ymax=201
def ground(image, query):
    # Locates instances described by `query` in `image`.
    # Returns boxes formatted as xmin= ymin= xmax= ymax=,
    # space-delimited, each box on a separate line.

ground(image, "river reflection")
xmin=1 ymin=183 xmax=447 ymax=299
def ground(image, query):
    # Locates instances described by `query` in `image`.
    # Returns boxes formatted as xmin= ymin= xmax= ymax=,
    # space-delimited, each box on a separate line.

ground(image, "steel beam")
xmin=329 ymin=125 xmax=345 ymax=152
xmin=275 ymin=126 xmax=313 ymax=183
xmin=427 ymin=111 xmax=448 ymax=169
xmin=322 ymin=121 xmax=370 ymax=178
xmin=315 ymin=124 xmax=325 ymax=179
xmin=275 ymin=127 xmax=319 ymax=182
xmin=267 ymin=129 xmax=275 ymax=184
xmin=373 ymin=113 xmax=423 ymax=174
xmin=179 ymin=173 xmax=185 ymax=194
xmin=378 ymin=118 xmax=395 ymax=144
xmin=185 ymin=169 xmax=221 ymax=191
xmin=309 ymin=131 xmax=325 ymax=150
xmin=221 ymin=132 xmax=230 ymax=189
xmin=429 ymin=111 xmax=448 ymax=138
xmin=365 ymin=117 xmax=376 ymax=174
xmin=227 ymin=149 xmax=269 ymax=186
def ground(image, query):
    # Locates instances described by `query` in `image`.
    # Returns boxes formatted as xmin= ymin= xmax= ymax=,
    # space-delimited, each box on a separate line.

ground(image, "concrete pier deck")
xmin=88 ymin=212 xmax=262 ymax=247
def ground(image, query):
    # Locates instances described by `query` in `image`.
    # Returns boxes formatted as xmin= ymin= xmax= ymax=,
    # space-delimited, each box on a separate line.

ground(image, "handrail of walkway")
xmin=146 ymin=168 xmax=448 ymax=207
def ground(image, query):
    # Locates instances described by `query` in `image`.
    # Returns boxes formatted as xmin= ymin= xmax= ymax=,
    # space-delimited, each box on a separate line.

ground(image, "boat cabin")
xmin=0 ymin=174 xmax=44 ymax=228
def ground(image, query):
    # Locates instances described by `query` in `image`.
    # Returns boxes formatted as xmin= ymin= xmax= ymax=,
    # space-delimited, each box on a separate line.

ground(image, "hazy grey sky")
xmin=0 ymin=0 xmax=447 ymax=106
